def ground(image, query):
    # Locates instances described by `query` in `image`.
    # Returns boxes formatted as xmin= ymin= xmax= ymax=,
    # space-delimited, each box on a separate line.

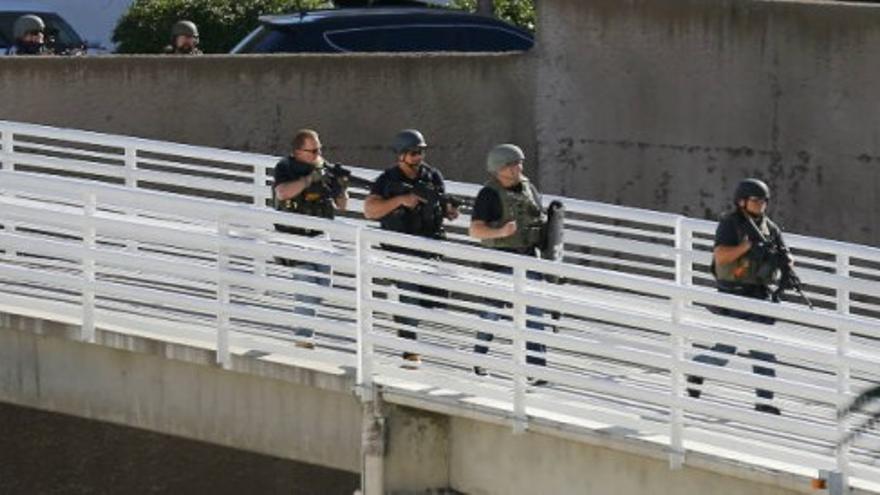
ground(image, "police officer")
xmin=274 ymin=129 xmax=348 ymax=349
xmin=363 ymin=129 xmax=459 ymax=368
xmin=686 ymin=178 xmax=788 ymax=415
xmin=6 ymin=15 xmax=50 ymax=56
xmin=469 ymin=144 xmax=549 ymax=383
xmin=164 ymin=20 xmax=202 ymax=55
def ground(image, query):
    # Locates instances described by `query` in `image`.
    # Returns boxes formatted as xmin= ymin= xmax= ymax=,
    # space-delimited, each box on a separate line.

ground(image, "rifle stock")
xmin=742 ymin=215 xmax=814 ymax=309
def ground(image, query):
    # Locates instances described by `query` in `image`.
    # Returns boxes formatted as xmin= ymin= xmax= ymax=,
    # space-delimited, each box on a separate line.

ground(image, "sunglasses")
xmin=299 ymin=147 xmax=322 ymax=155
xmin=406 ymin=149 xmax=425 ymax=156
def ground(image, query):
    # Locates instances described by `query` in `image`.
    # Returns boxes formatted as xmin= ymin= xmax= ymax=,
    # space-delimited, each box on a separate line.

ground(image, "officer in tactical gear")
xmin=273 ymin=129 xmax=349 ymax=349
xmin=469 ymin=144 xmax=549 ymax=382
xmin=364 ymin=129 xmax=460 ymax=368
xmin=686 ymin=178 xmax=790 ymax=415
xmin=164 ymin=20 xmax=202 ymax=55
xmin=6 ymin=15 xmax=50 ymax=56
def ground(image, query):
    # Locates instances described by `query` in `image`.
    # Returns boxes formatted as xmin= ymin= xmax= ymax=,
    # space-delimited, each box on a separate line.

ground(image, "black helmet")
xmin=391 ymin=129 xmax=427 ymax=155
xmin=734 ymin=178 xmax=770 ymax=203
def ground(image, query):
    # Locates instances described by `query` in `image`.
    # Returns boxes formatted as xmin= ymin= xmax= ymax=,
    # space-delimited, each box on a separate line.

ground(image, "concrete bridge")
xmin=1 ymin=121 xmax=880 ymax=494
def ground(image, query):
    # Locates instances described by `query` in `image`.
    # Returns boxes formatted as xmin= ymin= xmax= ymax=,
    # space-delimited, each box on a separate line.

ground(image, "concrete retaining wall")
xmin=536 ymin=0 xmax=880 ymax=245
xmin=0 ymin=54 xmax=535 ymax=186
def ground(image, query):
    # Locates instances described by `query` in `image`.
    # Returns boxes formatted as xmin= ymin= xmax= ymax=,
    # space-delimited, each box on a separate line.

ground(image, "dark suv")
xmin=231 ymin=7 xmax=533 ymax=54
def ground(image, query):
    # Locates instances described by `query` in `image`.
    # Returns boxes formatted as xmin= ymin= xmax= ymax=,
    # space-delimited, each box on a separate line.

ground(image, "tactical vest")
xmin=274 ymin=159 xmax=335 ymax=220
xmin=379 ymin=165 xmax=444 ymax=239
xmin=714 ymin=212 xmax=779 ymax=287
xmin=481 ymin=176 xmax=544 ymax=251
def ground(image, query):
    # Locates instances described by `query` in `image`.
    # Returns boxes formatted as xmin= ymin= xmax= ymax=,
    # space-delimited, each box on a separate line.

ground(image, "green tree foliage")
xmin=451 ymin=0 xmax=536 ymax=32
xmin=112 ymin=0 xmax=328 ymax=53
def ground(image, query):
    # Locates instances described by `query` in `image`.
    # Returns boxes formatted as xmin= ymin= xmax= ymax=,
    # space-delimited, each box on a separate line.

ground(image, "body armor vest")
xmin=379 ymin=165 xmax=444 ymax=239
xmin=714 ymin=211 xmax=779 ymax=287
xmin=481 ymin=176 xmax=544 ymax=251
xmin=274 ymin=158 xmax=335 ymax=220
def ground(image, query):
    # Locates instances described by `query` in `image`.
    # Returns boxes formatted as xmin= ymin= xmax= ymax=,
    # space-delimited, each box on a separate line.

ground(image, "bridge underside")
xmin=0 ymin=312 xmax=842 ymax=495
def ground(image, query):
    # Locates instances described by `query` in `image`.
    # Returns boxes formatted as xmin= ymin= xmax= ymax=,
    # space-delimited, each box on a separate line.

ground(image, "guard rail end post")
xmin=216 ymin=218 xmax=231 ymax=369
xmin=512 ymin=265 xmax=528 ymax=434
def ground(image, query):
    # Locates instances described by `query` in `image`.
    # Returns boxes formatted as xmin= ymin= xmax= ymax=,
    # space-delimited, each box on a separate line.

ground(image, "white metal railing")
xmin=3 ymin=122 xmax=880 ymax=490
xmin=3 ymin=120 xmax=880 ymax=323
xmin=2 ymin=170 xmax=880 ymax=490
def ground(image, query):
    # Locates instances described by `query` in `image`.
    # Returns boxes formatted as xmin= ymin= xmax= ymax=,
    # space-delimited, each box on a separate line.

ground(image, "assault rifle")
xmin=401 ymin=181 xmax=465 ymax=212
xmin=743 ymin=216 xmax=814 ymax=309
xmin=322 ymin=163 xmax=374 ymax=197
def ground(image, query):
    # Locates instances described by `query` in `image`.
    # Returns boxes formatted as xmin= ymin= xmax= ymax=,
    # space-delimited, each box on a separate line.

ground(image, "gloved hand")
xmin=305 ymin=168 xmax=323 ymax=186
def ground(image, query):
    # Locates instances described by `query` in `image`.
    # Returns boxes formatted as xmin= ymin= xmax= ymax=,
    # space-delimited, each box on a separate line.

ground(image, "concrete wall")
xmin=0 ymin=54 xmax=535 ymax=185
xmin=447 ymin=416 xmax=807 ymax=495
xmin=536 ymin=0 xmax=880 ymax=245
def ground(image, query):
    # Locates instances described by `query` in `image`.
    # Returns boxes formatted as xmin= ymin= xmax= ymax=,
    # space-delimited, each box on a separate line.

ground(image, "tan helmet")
xmin=171 ymin=20 xmax=199 ymax=38
xmin=13 ymin=14 xmax=45 ymax=40
xmin=487 ymin=144 xmax=525 ymax=173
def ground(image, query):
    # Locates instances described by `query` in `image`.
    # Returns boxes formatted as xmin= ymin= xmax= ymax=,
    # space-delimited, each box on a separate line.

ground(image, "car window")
xmin=43 ymin=14 xmax=82 ymax=48
xmin=233 ymin=25 xmax=315 ymax=53
xmin=324 ymin=24 xmax=532 ymax=53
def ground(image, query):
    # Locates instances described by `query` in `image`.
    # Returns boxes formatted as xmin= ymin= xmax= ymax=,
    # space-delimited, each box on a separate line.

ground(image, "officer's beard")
xmin=740 ymin=206 xmax=763 ymax=220
xmin=175 ymin=43 xmax=197 ymax=54
xmin=16 ymin=41 xmax=44 ymax=54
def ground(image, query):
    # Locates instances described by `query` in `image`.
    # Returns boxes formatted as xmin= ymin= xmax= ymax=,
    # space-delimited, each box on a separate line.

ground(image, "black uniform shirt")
xmin=369 ymin=163 xmax=445 ymax=200
xmin=370 ymin=163 xmax=445 ymax=240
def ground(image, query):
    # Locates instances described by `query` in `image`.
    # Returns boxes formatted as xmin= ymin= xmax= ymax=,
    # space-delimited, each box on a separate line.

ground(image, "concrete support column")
xmin=361 ymin=399 xmax=386 ymax=495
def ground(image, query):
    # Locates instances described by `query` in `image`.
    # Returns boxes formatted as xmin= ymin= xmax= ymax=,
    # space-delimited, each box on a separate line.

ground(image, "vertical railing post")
xmin=1 ymin=125 xmax=19 ymax=261
xmin=254 ymin=163 xmax=268 ymax=283
xmin=835 ymin=253 xmax=852 ymax=489
xmin=356 ymin=228 xmax=385 ymax=495
xmin=124 ymin=146 xmax=137 ymax=189
xmin=253 ymin=162 xmax=266 ymax=207
xmin=512 ymin=264 xmax=528 ymax=433
xmin=123 ymin=146 xmax=138 ymax=254
xmin=356 ymin=227 xmax=375 ymax=396
xmin=669 ymin=216 xmax=687 ymax=469
xmin=216 ymin=218 xmax=231 ymax=369
xmin=81 ymin=192 xmax=97 ymax=343
xmin=0 ymin=123 xmax=12 ymax=171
